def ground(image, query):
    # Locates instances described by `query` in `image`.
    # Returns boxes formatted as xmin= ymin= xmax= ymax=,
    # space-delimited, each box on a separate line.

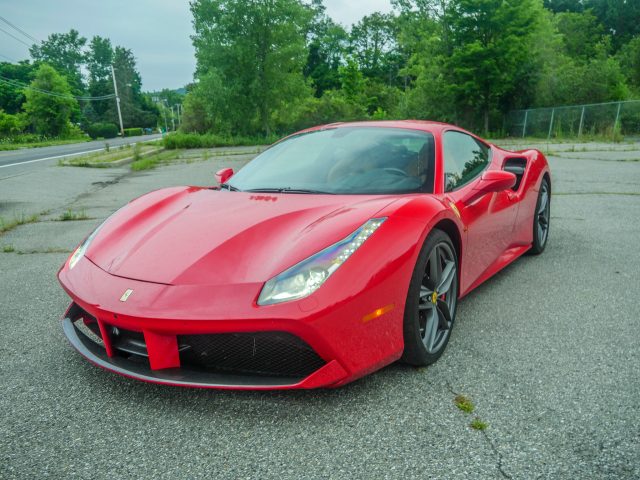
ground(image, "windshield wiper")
xmin=220 ymin=183 xmax=240 ymax=191
xmin=244 ymin=187 xmax=335 ymax=195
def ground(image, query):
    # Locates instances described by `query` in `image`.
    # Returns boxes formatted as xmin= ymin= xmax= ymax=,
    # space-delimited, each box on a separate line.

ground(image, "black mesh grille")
xmin=177 ymin=332 xmax=325 ymax=378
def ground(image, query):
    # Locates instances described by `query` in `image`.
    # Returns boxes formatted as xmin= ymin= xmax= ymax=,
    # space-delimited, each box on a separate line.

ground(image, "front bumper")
xmin=63 ymin=309 xmax=348 ymax=389
xmin=58 ymin=255 xmax=408 ymax=389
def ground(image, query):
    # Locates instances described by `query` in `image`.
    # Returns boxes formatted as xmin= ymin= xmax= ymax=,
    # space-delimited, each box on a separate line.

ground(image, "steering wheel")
xmin=382 ymin=167 xmax=409 ymax=177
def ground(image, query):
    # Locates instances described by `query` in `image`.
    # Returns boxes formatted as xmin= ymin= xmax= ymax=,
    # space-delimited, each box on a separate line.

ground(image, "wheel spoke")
xmin=437 ymin=260 xmax=455 ymax=294
xmin=420 ymin=285 xmax=434 ymax=298
xmin=424 ymin=308 xmax=439 ymax=351
xmin=428 ymin=246 xmax=441 ymax=282
xmin=538 ymin=190 xmax=548 ymax=214
xmin=436 ymin=300 xmax=452 ymax=330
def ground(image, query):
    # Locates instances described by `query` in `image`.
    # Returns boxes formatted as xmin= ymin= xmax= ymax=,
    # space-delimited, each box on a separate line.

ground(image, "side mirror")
xmin=463 ymin=170 xmax=516 ymax=204
xmin=215 ymin=168 xmax=234 ymax=185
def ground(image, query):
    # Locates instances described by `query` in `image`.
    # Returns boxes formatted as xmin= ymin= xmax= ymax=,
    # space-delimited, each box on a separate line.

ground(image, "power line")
xmin=0 ymin=25 xmax=32 ymax=48
xmin=0 ymin=16 xmax=39 ymax=43
xmin=0 ymin=52 xmax=17 ymax=63
xmin=0 ymin=75 xmax=116 ymax=101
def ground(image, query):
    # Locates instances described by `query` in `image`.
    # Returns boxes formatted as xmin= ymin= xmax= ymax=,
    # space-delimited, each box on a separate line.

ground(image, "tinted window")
xmin=228 ymin=127 xmax=435 ymax=195
xmin=443 ymin=131 xmax=490 ymax=191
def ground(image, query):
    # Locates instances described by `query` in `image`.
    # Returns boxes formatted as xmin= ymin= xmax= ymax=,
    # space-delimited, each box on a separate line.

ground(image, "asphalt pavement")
xmin=0 ymin=133 xmax=163 ymax=172
xmin=0 ymin=142 xmax=638 ymax=479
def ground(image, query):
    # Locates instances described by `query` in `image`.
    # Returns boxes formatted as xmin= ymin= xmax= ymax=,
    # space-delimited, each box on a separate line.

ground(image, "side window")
xmin=443 ymin=131 xmax=490 ymax=192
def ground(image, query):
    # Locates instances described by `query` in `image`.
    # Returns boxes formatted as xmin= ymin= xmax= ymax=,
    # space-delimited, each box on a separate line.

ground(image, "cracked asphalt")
xmin=1 ymin=142 xmax=639 ymax=479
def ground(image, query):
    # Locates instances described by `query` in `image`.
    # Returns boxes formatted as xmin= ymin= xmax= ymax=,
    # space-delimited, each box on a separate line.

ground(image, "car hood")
xmin=86 ymin=187 xmax=397 ymax=286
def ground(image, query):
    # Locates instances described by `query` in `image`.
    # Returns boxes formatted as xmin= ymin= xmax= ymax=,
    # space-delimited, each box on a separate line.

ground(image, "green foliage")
xmin=0 ymin=61 xmax=38 ymax=114
xmin=23 ymin=64 xmax=77 ymax=137
xmin=123 ymin=128 xmax=143 ymax=137
xmin=164 ymin=132 xmax=277 ymax=149
xmin=189 ymin=0 xmax=314 ymax=135
xmin=29 ymin=29 xmax=87 ymax=94
xmin=87 ymin=122 xmax=119 ymax=139
xmin=0 ymin=110 xmax=27 ymax=137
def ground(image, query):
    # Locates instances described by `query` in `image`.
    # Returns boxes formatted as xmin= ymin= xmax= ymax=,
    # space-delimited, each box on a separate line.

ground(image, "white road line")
xmin=0 ymin=148 xmax=106 ymax=169
xmin=0 ymin=137 xmax=162 ymax=169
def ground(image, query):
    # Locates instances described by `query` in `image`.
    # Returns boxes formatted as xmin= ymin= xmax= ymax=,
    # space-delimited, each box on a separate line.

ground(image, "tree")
xmin=190 ymin=0 xmax=313 ymax=135
xmin=349 ymin=13 xmax=402 ymax=85
xmin=85 ymin=36 xmax=114 ymax=121
xmin=617 ymin=36 xmax=640 ymax=91
xmin=0 ymin=61 xmax=38 ymax=114
xmin=305 ymin=17 xmax=349 ymax=96
xmin=445 ymin=0 xmax=544 ymax=132
xmin=23 ymin=64 xmax=77 ymax=136
xmin=29 ymin=30 xmax=87 ymax=93
xmin=555 ymin=10 xmax=606 ymax=61
xmin=584 ymin=0 xmax=640 ymax=50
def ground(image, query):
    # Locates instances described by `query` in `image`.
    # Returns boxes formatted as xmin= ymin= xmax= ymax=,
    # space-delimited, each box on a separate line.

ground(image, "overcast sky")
xmin=0 ymin=0 xmax=393 ymax=91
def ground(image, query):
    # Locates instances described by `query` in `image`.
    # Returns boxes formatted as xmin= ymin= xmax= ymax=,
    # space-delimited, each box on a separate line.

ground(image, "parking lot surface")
xmin=1 ymin=143 xmax=639 ymax=479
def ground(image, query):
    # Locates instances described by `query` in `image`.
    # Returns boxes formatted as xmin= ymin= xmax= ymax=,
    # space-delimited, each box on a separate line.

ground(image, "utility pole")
xmin=170 ymin=105 xmax=176 ymax=131
xmin=110 ymin=64 xmax=124 ymax=137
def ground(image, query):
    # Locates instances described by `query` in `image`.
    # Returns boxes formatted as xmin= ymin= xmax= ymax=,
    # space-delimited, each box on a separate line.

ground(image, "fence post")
xmin=614 ymin=102 xmax=622 ymax=135
xmin=522 ymin=110 xmax=528 ymax=138
xmin=547 ymin=108 xmax=555 ymax=140
xmin=578 ymin=106 xmax=585 ymax=137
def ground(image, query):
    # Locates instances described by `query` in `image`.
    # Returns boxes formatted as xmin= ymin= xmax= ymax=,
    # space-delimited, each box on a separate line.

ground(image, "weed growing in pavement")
xmin=2 ymin=244 xmax=15 ymax=252
xmin=58 ymin=209 xmax=90 ymax=221
xmin=470 ymin=418 xmax=488 ymax=431
xmin=454 ymin=395 xmax=475 ymax=414
xmin=0 ymin=213 xmax=40 ymax=234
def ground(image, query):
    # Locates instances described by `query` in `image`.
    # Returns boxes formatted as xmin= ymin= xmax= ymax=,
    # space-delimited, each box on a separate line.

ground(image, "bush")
xmin=123 ymin=127 xmax=144 ymax=137
xmin=86 ymin=122 xmax=119 ymax=139
xmin=0 ymin=110 xmax=27 ymax=137
xmin=164 ymin=132 xmax=277 ymax=149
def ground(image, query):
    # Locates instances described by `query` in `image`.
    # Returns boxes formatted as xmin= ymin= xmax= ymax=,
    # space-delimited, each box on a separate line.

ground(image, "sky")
xmin=0 ymin=0 xmax=393 ymax=92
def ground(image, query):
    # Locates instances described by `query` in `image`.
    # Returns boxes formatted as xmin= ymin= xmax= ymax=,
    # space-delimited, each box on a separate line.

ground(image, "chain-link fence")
xmin=505 ymin=100 xmax=640 ymax=139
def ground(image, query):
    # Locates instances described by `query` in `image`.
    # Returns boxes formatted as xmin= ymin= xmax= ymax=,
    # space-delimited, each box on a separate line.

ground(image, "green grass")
xmin=59 ymin=144 xmax=158 ymax=167
xmin=164 ymin=132 xmax=277 ymax=149
xmin=58 ymin=209 xmax=90 ymax=221
xmin=470 ymin=418 xmax=488 ymax=431
xmin=0 ymin=213 xmax=40 ymax=234
xmin=454 ymin=395 xmax=475 ymax=414
xmin=0 ymin=136 xmax=89 ymax=151
xmin=131 ymin=150 xmax=179 ymax=171
xmin=2 ymin=244 xmax=15 ymax=253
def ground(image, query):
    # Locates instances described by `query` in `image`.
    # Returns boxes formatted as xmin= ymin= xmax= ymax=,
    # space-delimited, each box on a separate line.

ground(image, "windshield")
xmin=227 ymin=127 xmax=435 ymax=194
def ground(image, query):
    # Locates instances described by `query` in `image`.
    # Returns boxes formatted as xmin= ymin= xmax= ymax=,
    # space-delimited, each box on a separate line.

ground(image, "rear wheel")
xmin=402 ymin=229 xmax=458 ymax=366
xmin=530 ymin=177 xmax=550 ymax=255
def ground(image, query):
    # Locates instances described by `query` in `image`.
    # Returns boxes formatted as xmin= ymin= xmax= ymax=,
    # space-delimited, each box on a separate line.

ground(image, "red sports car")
xmin=58 ymin=121 xmax=551 ymax=390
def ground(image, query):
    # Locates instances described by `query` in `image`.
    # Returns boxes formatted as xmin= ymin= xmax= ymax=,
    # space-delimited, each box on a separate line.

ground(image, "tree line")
xmin=0 ymin=29 xmax=160 ymax=140
xmin=184 ymin=0 xmax=640 ymax=137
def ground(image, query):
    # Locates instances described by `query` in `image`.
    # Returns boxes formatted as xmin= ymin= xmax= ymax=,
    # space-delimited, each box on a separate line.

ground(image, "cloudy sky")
xmin=0 ymin=0 xmax=393 ymax=91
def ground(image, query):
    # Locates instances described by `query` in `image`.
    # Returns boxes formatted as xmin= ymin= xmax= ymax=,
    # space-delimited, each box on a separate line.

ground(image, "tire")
xmin=529 ymin=177 xmax=550 ymax=255
xmin=402 ymin=229 xmax=458 ymax=366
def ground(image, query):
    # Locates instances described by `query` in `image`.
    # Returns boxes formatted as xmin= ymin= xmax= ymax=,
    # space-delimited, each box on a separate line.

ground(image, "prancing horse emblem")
xmin=120 ymin=289 xmax=134 ymax=302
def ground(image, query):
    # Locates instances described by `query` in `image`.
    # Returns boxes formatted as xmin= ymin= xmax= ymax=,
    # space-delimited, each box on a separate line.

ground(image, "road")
xmin=0 ymin=143 xmax=639 ymax=479
xmin=0 ymin=133 xmax=163 ymax=172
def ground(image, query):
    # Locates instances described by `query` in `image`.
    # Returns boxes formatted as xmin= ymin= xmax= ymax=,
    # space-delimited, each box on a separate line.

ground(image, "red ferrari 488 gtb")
xmin=58 ymin=121 xmax=551 ymax=390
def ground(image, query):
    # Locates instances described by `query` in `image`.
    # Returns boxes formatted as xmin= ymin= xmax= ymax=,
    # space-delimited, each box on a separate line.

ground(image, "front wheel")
xmin=402 ymin=229 xmax=458 ymax=366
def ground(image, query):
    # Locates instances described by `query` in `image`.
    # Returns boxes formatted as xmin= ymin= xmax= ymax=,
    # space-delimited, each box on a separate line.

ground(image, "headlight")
xmin=258 ymin=218 xmax=386 ymax=306
xmin=68 ymin=216 xmax=111 ymax=270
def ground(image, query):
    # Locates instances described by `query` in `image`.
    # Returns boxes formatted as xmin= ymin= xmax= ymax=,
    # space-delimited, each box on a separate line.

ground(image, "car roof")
xmin=296 ymin=120 xmax=471 ymax=137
